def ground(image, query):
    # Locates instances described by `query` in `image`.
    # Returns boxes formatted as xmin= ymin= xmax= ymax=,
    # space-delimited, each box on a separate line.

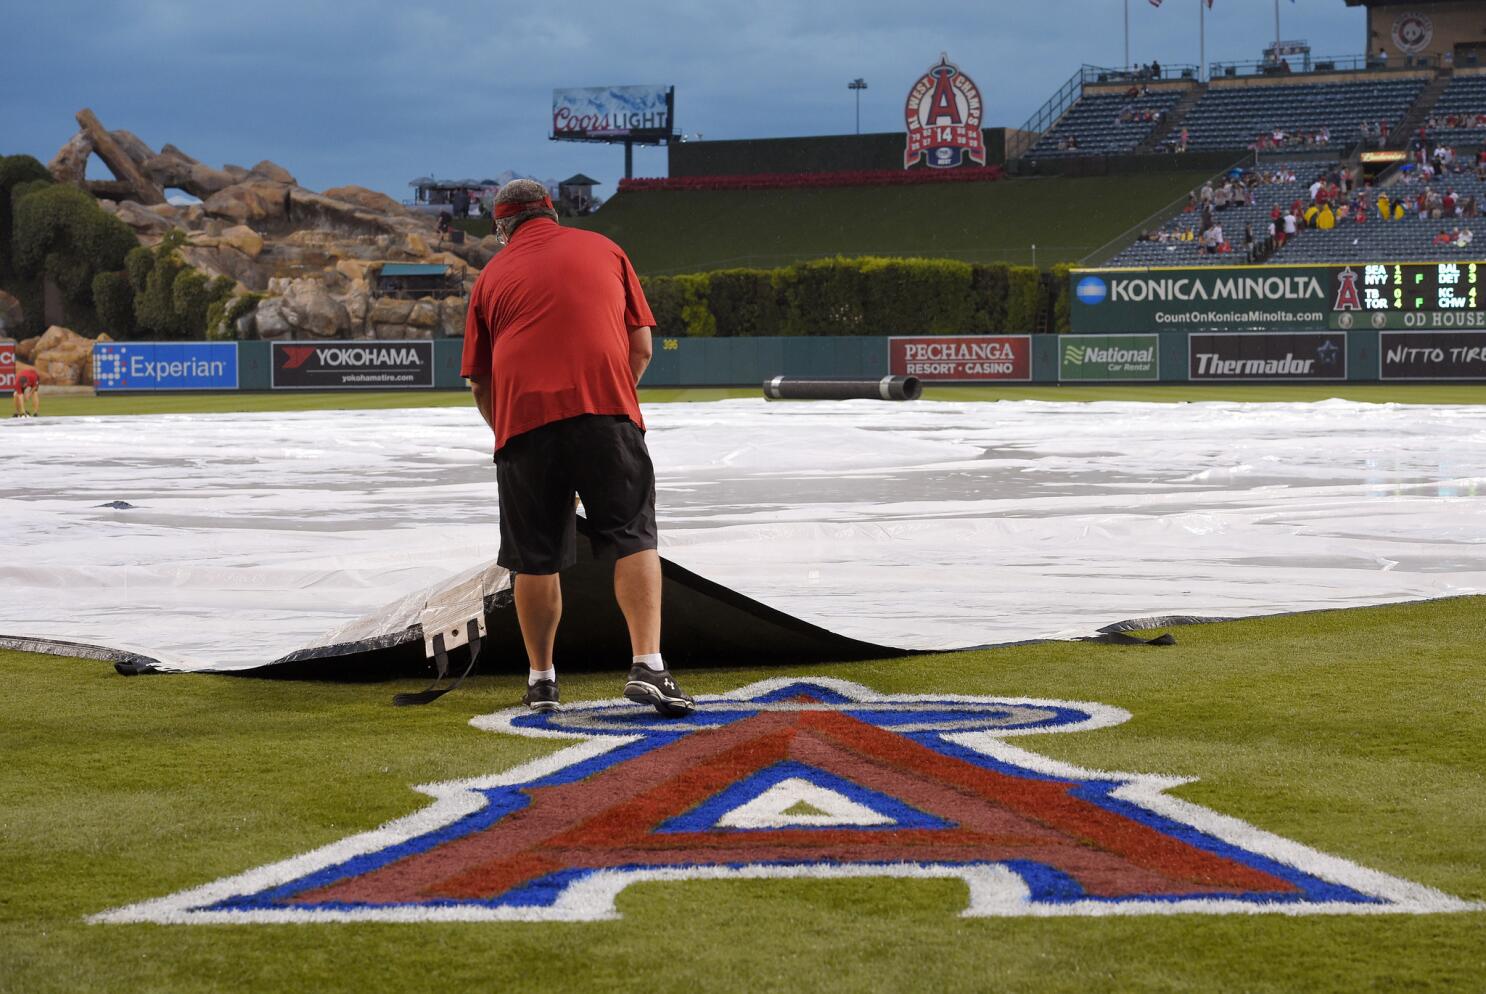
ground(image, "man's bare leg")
xmin=514 ymin=572 xmax=561 ymax=673
xmin=613 ymin=549 xmax=661 ymax=656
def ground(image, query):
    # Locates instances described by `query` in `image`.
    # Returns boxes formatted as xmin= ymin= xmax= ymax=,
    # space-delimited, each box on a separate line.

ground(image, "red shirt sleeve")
xmin=460 ymin=280 xmax=491 ymax=379
xmin=619 ymin=252 xmax=654 ymax=329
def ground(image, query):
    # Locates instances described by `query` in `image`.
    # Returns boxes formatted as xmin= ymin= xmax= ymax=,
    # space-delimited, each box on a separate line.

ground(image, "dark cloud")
xmin=1 ymin=1 xmax=1363 ymax=200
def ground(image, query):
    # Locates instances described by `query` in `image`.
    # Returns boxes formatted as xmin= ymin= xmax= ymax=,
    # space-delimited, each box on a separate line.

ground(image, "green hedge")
xmin=0 ymin=154 xmax=51 ymax=277
xmin=640 ymin=256 xmax=1069 ymax=338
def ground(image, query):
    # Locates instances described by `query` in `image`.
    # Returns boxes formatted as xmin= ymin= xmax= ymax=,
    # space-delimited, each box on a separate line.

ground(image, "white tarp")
xmin=2 ymin=399 xmax=1483 ymax=671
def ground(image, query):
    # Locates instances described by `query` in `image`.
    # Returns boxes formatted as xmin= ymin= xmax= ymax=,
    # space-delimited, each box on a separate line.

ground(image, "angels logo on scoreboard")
xmin=904 ymin=54 xmax=986 ymax=169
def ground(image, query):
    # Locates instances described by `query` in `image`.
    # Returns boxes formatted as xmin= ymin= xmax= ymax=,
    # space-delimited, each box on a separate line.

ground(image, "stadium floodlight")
xmin=848 ymin=78 xmax=868 ymax=134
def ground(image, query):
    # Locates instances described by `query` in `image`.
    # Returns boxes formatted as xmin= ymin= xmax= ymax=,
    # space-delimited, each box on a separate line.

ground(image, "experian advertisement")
xmin=1059 ymin=334 xmax=1159 ymax=381
xmin=1379 ymin=331 xmax=1486 ymax=380
xmin=1071 ymin=267 xmax=1330 ymax=333
xmin=1188 ymin=333 xmax=1346 ymax=381
xmin=551 ymin=85 xmax=673 ymax=141
xmin=272 ymin=341 xmax=433 ymax=389
xmin=888 ymin=336 xmax=1030 ymax=381
xmin=93 ymin=342 xmax=239 ymax=391
xmin=0 ymin=340 xmax=14 ymax=392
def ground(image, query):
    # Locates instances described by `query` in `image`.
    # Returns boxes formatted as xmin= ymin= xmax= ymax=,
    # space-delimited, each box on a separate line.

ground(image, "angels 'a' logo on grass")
xmin=95 ymin=678 xmax=1479 ymax=924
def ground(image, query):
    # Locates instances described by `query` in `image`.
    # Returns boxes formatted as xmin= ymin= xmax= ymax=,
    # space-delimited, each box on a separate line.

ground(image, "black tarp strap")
xmin=392 ymin=619 xmax=483 ymax=706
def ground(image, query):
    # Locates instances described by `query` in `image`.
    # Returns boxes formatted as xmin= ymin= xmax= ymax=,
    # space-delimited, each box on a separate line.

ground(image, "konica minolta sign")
xmin=1070 ymin=266 xmax=1333 ymax=333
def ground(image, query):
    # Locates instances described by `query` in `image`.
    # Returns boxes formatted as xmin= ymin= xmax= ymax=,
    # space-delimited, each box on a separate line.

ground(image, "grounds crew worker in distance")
xmin=12 ymin=365 xmax=39 ymax=417
xmin=461 ymin=178 xmax=694 ymax=717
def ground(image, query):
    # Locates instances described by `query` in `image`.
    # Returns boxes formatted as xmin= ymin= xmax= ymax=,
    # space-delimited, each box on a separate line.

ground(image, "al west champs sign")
xmin=904 ymin=54 xmax=986 ymax=169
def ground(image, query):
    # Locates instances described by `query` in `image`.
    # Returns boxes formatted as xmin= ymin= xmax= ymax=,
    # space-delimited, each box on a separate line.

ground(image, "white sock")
xmin=633 ymin=653 xmax=665 ymax=672
xmin=528 ymin=667 xmax=555 ymax=686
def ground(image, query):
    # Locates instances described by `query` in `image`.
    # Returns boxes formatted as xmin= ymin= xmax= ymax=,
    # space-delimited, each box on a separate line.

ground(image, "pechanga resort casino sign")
xmin=904 ymin=54 xmax=985 ymax=169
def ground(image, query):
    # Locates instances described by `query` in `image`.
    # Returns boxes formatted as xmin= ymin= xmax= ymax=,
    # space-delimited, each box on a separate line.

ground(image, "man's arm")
xmin=628 ymin=325 xmax=653 ymax=383
xmin=469 ymin=374 xmax=493 ymax=430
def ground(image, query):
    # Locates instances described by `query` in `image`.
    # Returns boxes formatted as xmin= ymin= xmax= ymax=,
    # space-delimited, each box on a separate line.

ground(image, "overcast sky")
xmin=2 ymin=0 xmax=1367 ymax=201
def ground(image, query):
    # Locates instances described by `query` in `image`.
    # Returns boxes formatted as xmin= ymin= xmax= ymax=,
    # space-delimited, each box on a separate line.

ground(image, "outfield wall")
xmin=91 ymin=332 xmax=1486 ymax=391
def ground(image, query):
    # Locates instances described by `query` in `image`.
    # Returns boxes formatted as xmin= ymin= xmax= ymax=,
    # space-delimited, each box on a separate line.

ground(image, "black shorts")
xmin=495 ymin=414 xmax=658 ymax=574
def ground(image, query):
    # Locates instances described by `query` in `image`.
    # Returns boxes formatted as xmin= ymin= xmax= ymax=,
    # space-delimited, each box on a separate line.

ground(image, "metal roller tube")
xmin=763 ymin=375 xmax=923 ymax=401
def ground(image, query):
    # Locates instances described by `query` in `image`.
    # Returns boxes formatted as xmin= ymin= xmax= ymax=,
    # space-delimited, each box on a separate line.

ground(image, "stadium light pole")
xmin=849 ymin=78 xmax=868 ymax=134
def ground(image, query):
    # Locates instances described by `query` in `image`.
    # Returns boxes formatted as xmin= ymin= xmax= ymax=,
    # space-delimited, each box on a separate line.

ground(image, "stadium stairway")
xmin=1390 ymin=72 xmax=1454 ymax=149
xmin=1136 ymin=85 xmax=1205 ymax=153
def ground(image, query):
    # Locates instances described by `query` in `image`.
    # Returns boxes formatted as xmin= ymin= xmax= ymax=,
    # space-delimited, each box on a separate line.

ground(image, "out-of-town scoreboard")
xmin=1337 ymin=262 xmax=1480 ymax=314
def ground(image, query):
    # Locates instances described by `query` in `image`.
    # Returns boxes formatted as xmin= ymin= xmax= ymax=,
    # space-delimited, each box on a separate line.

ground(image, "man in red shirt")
xmin=12 ymin=365 xmax=39 ymax=418
xmin=462 ymin=179 xmax=693 ymax=717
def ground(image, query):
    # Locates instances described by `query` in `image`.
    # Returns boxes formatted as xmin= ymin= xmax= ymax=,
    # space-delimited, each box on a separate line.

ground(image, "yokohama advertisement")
xmin=888 ymin=336 xmax=1030 ymax=381
xmin=272 ymin=341 xmax=434 ymax=389
xmin=1071 ymin=267 xmax=1331 ymax=333
xmin=1188 ymin=333 xmax=1347 ymax=381
xmin=1380 ymin=332 xmax=1486 ymax=380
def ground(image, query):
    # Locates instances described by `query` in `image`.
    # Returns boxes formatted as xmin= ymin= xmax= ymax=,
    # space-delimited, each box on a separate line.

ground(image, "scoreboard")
xmin=1343 ymin=263 xmax=1479 ymax=311
xmin=1332 ymin=263 xmax=1485 ymax=329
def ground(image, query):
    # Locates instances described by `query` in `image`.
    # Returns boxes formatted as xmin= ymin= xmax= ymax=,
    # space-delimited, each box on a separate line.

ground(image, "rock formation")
xmin=23 ymin=326 xmax=111 ymax=386
xmin=45 ymin=109 xmax=498 ymax=343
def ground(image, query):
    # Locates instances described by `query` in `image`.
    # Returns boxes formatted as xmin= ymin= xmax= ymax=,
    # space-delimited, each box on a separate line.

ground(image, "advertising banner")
xmin=1380 ymin=331 xmax=1486 ymax=380
xmin=1059 ymin=334 xmax=1159 ymax=381
xmin=551 ymin=86 xmax=673 ymax=141
xmin=271 ymin=341 xmax=434 ymax=390
xmin=1188 ymin=332 xmax=1346 ymax=381
xmin=0 ymin=340 xmax=14 ymax=392
xmin=888 ymin=336 xmax=1030 ymax=381
xmin=1074 ymin=263 xmax=1486 ymax=334
xmin=1071 ymin=267 xmax=1332 ymax=333
xmin=93 ymin=342 xmax=239 ymax=391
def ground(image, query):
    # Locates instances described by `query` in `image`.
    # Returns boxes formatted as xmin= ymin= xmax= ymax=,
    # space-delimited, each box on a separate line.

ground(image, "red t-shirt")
xmin=461 ymin=218 xmax=655 ymax=451
xmin=14 ymin=367 xmax=38 ymax=392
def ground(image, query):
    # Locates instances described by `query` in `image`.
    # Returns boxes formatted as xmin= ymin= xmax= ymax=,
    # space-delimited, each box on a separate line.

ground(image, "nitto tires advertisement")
xmin=1380 ymin=332 xmax=1486 ymax=380
xmin=1188 ymin=333 xmax=1346 ymax=381
xmin=888 ymin=336 xmax=1030 ymax=382
xmin=272 ymin=341 xmax=434 ymax=390
xmin=1059 ymin=334 xmax=1158 ymax=382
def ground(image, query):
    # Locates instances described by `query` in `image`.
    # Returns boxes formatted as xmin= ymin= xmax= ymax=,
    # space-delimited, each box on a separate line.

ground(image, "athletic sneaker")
xmin=523 ymin=678 xmax=560 ymax=713
xmin=624 ymin=664 xmax=695 ymax=717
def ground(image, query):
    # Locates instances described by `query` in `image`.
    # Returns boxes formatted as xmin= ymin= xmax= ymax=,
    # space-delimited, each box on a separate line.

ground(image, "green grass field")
xmin=536 ymin=173 xmax=1215 ymax=274
xmin=25 ymin=382 xmax=1486 ymax=418
xmin=3 ymin=598 xmax=1483 ymax=994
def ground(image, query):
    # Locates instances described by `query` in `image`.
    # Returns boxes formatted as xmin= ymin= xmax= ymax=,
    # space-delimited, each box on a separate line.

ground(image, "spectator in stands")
xmin=1434 ymin=229 xmax=1454 ymax=247
xmin=1185 ymin=190 xmax=1198 ymax=212
xmin=1444 ymin=191 xmax=1458 ymax=217
xmin=1464 ymin=195 xmax=1478 ymax=219
xmin=1200 ymin=181 xmax=1214 ymax=207
xmin=1151 ymin=59 xmax=1162 ymax=78
xmin=1233 ymin=182 xmax=1248 ymax=208
xmin=1269 ymin=216 xmax=1281 ymax=247
xmin=1214 ymin=182 xmax=1231 ymax=211
xmin=1244 ymin=222 xmax=1255 ymax=254
xmin=1377 ymin=192 xmax=1391 ymax=220
xmin=1309 ymin=177 xmax=1324 ymax=202
xmin=1282 ymin=208 xmax=1299 ymax=241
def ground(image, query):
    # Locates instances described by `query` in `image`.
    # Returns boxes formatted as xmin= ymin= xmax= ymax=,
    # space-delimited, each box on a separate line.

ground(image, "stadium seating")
xmin=1178 ymin=77 xmax=1426 ymax=151
xmin=1267 ymin=169 xmax=1486 ymax=263
xmin=1026 ymin=89 xmax=1182 ymax=158
xmin=1427 ymin=72 xmax=1486 ymax=131
xmin=1105 ymin=160 xmax=1323 ymax=267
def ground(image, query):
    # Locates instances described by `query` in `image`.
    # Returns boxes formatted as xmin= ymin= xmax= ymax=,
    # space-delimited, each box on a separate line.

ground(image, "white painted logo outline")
xmin=93 ymin=677 xmax=1481 ymax=924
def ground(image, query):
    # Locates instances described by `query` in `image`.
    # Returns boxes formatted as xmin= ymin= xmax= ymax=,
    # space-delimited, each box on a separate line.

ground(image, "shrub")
xmin=780 ymin=258 xmax=867 ymax=336
xmin=91 ymin=270 xmax=135 ymax=337
xmin=640 ymin=276 xmax=687 ymax=337
xmin=1005 ymin=265 xmax=1043 ymax=331
xmin=677 ymin=274 xmax=715 ymax=337
xmin=705 ymin=268 xmax=782 ymax=337
xmin=970 ymin=263 xmax=1010 ymax=331
xmin=12 ymin=184 xmax=135 ymax=279
xmin=1049 ymin=263 xmax=1074 ymax=333
xmin=0 ymin=154 xmax=51 ymax=276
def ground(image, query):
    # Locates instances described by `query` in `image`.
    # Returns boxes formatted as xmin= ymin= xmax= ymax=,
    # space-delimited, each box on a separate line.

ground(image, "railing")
xmin=1208 ymin=53 xmax=1440 ymax=80
xmin=1009 ymin=64 xmax=1201 ymax=161
xmin=1078 ymin=152 xmax=1255 ymax=266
